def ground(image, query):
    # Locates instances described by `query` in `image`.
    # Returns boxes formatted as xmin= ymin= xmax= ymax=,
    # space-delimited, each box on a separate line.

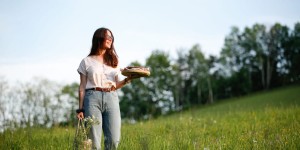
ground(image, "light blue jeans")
xmin=83 ymin=90 xmax=121 ymax=150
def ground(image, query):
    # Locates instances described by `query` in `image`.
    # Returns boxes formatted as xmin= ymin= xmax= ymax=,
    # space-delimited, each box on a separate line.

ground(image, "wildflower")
xmin=74 ymin=116 xmax=100 ymax=150
xmin=253 ymin=139 xmax=257 ymax=143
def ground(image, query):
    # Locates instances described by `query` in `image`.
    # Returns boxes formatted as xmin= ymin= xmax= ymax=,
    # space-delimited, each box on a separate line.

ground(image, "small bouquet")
xmin=74 ymin=116 xmax=100 ymax=150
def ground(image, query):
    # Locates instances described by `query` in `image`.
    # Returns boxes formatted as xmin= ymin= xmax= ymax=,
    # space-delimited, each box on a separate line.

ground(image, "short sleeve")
xmin=77 ymin=59 xmax=87 ymax=75
xmin=114 ymin=66 xmax=124 ymax=82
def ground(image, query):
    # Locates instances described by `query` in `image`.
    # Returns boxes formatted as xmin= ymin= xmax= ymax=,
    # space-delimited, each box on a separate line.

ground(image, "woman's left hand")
xmin=77 ymin=112 xmax=84 ymax=120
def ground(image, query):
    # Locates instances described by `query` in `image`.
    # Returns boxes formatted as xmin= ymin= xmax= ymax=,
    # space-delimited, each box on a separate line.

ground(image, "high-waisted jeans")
xmin=83 ymin=90 xmax=121 ymax=150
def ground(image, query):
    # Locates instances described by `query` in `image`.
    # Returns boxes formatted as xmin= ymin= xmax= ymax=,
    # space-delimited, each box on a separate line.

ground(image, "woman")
xmin=77 ymin=27 xmax=132 ymax=150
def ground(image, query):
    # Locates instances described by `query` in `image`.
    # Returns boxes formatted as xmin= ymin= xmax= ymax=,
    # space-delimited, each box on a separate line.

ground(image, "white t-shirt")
xmin=77 ymin=56 xmax=121 ymax=89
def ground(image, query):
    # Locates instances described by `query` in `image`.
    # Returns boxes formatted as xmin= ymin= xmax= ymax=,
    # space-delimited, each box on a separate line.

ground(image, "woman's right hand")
xmin=77 ymin=112 xmax=84 ymax=120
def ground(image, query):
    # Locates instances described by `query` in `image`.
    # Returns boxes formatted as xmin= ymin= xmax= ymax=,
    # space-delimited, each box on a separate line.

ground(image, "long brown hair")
xmin=88 ymin=27 xmax=118 ymax=68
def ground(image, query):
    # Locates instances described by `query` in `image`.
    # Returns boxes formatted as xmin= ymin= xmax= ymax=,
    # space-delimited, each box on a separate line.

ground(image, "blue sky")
xmin=0 ymin=0 xmax=299 ymax=84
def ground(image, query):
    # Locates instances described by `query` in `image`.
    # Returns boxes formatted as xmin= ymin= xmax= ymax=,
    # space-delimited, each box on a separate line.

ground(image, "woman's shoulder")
xmin=78 ymin=56 xmax=93 ymax=67
xmin=80 ymin=56 xmax=93 ymax=62
xmin=82 ymin=55 xmax=92 ymax=60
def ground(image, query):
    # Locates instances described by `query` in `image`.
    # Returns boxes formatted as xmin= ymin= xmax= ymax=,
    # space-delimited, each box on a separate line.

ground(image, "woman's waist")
xmin=85 ymin=87 xmax=115 ymax=92
xmin=86 ymin=80 xmax=116 ymax=89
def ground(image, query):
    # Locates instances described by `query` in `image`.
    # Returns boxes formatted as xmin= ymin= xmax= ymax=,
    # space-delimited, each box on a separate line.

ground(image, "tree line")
xmin=120 ymin=22 xmax=300 ymax=121
xmin=0 ymin=22 xmax=299 ymax=130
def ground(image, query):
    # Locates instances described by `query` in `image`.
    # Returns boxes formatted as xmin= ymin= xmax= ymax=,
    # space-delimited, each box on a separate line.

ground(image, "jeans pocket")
xmin=85 ymin=90 xmax=94 ymax=96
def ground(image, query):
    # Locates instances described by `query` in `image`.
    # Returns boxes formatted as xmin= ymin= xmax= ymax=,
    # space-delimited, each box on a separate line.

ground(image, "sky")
xmin=0 ymin=0 xmax=299 ymax=84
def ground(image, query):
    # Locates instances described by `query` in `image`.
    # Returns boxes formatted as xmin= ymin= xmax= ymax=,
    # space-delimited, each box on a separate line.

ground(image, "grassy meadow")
xmin=1 ymin=85 xmax=299 ymax=149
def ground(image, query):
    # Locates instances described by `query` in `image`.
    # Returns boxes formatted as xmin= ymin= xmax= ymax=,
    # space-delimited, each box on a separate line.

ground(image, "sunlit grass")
xmin=119 ymin=85 xmax=300 ymax=149
xmin=118 ymin=106 xmax=299 ymax=149
xmin=1 ymin=85 xmax=299 ymax=149
xmin=0 ymin=127 xmax=74 ymax=149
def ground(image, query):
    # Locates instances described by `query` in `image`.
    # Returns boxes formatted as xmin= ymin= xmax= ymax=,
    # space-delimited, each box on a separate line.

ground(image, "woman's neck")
xmin=91 ymin=55 xmax=104 ymax=64
xmin=98 ymin=49 xmax=106 ymax=56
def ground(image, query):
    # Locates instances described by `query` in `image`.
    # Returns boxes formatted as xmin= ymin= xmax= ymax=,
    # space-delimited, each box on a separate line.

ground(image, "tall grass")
xmin=1 ymin=127 xmax=74 ymax=149
xmin=119 ymin=85 xmax=300 ymax=149
xmin=1 ymin=85 xmax=299 ymax=149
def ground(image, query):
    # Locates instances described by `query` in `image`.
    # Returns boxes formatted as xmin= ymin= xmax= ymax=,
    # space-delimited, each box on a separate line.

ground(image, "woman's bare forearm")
xmin=78 ymin=73 xmax=87 ymax=109
xmin=116 ymin=78 xmax=129 ymax=90
xmin=78 ymin=89 xmax=85 ymax=109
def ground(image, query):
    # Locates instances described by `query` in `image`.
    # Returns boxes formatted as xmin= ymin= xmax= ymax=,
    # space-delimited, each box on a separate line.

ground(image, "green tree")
xmin=145 ymin=50 xmax=175 ymax=116
xmin=220 ymin=26 xmax=252 ymax=96
xmin=18 ymin=78 xmax=62 ymax=127
xmin=239 ymin=24 xmax=267 ymax=91
xmin=186 ymin=44 xmax=213 ymax=104
xmin=266 ymin=23 xmax=290 ymax=88
xmin=240 ymin=23 xmax=291 ymax=90
xmin=283 ymin=22 xmax=300 ymax=83
xmin=120 ymin=61 xmax=153 ymax=121
xmin=61 ymin=82 xmax=79 ymax=126
xmin=0 ymin=77 xmax=8 ymax=131
xmin=174 ymin=49 xmax=190 ymax=109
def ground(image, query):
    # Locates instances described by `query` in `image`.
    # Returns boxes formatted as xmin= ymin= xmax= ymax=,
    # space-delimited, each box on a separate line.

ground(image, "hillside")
xmin=1 ymin=85 xmax=299 ymax=149
xmin=120 ymin=85 xmax=300 ymax=149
